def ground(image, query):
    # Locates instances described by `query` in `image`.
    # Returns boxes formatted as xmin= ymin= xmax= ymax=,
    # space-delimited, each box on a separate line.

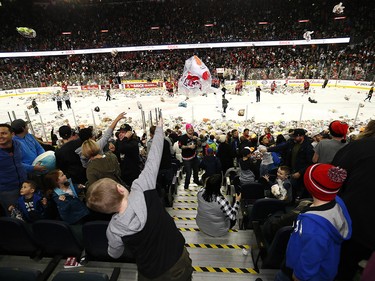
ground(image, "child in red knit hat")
xmin=275 ymin=163 xmax=352 ymax=281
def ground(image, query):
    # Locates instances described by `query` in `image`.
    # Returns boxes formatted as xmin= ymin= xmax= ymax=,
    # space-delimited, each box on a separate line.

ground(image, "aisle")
xmin=167 ymin=176 xmax=278 ymax=281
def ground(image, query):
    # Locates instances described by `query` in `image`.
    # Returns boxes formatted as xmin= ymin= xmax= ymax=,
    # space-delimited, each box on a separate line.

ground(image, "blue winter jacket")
xmin=53 ymin=179 xmax=89 ymax=224
xmin=16 ymin=192 xmax=46 ymax=222
xmin=0 ymin=140 xmax=27 ymax=192
xmin=286 ymin=196 xmax=352 ymax=281
xmin=13 ymin=133 xmax=45 ymax=173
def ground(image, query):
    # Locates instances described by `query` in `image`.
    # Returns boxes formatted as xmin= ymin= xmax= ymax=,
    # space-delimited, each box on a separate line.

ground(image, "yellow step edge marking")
xmin=174 ymin=200 xmax=197 ymax=203
xmin=193 ymin=266 xmax=257 ymax=274
xmin=173 ymin=216 xmax=196 ymax=221
xmin=185 ymin=243 xmax=250 ymax=249
xmin=178 ymin=228 xmax=238 ymax=232
xmin=172 ymin=207 xmax=197 ymax=210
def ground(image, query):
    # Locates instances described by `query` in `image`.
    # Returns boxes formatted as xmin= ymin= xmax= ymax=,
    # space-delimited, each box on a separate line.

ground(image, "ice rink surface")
xmin=1 ymin=85 xmax=374 ymax=139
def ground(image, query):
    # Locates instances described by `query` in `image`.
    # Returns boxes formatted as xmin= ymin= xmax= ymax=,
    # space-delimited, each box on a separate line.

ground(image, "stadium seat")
xmin=0 ymin=217 xmax=41 ymax=258
xmin=32 ymin=220 xmax=83 ymax=259
xmin=0 ymin=267 xmax=41 ymax=281
xmin=251 ymin=224 xmax=293 ymax=271
xmin=51 ymin=268 xmax=121 ymax=281
xmin=249 ymin=198 xmax=287 ymax=225
xmin=52 ymin=271 xmax=108 ymax=281
xmin=239 ymin=183 xmax=265 ymax=229
xmin=82 ymin=221 xmax=135 ymax=263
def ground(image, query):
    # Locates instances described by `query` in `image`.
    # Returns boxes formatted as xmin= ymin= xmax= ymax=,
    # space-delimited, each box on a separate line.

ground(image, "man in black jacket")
xmin=266 ymin=129 xmax=314 ymax=200
xmin=332 ymin=137 xmax=375 ymax=280
xmin=55 ymin=126 xmax=86 ymax=185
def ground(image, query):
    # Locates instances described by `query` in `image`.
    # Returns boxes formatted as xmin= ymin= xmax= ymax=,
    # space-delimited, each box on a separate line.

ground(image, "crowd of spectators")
xmin=1 ymin=43 xmax=374 ymax=90
xmin=1 ymin=0 xmax=373 ymax=52
xmin=0 ymin=0 xmax=374 ymax=90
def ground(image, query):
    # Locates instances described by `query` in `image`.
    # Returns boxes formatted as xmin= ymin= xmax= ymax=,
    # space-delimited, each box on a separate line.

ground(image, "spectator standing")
xmin=11 ymin=119 xmax=46 ymax=175
xmin=275 ymin=163 xmax=351 ymax=281
xmin=332 ymin=130 xmax=375 ymax=280
xmin=55 ymin=125 xmax=87 ymax=185
xmin=312 ymin=120 xmax=348 ymax=164
xmin=267 ymin=129 xmax=314 ymax=200
xmin=179 ymin=123 xmax=201 ymax=189
xmin=147 ymin=125 xmax=174 ymax=200
xmin=81 ymin=139 xmax=122 ymax=188
xmin=0 ymin=123 xmax=27 ymax=214
xmin=86 ymin=121 xmax=194 ymax=280
xmin=114 ymin=123 xmax=141 ymax=187
xmin=217 ymin=132 xmax=234 ymax=173
xmin=75 ymin=112 xmax=126 ymax=169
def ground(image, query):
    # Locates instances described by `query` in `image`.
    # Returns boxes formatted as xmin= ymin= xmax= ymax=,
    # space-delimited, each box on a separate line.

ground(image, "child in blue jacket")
xmin=8 ymin=180 xmax=47 ymax=222
xmin=275 ymin=163 xmax=352 ymax=281
xmin=44 ymin=169 xmax=89 ymax=224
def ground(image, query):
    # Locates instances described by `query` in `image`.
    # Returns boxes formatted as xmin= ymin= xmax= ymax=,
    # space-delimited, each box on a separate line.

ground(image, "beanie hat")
xmin=304 ymin=163 xmax=347 ymax=201
xmin=186 ymin=123 xmax=193 ymax=131
xmin=329 ymin=120 xmax=349 ymax=143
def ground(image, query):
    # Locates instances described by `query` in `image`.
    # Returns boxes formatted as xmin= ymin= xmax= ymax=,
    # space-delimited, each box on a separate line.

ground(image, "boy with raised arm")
xmin=86 ymin=118 xmax=193 ymax=281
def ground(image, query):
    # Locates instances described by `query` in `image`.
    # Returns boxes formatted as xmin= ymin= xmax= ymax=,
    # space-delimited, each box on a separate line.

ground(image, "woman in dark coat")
xmin=216 ymin=132 xmax=234 ymax=174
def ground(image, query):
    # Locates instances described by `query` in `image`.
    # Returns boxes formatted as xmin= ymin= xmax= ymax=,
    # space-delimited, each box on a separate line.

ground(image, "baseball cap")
xmin=58 ymin=125 xmax=73 ymax=140
xmin=117 ymin=123 xmax=132 ymax=132
xmin=11 ymin=119 xmax=29 ymax=132
xmin=292 ymin=128 xmax=306 ymax=137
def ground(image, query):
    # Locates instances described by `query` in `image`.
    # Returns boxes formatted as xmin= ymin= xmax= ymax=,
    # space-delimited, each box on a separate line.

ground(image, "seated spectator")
xmin=196 ymin=174 xmax=241 ymax=237
xmin=44 ymin=169 xmax=89 ymax=224
xmin=8 ymin=180 xmax=47 ymax=222
xmin=81 ymin=139 xmax=122 ymax=188
xmin=262 ymin=166 xmax=292 ymax=204
xmin=238 ymin=147 xmax=257 ymax=185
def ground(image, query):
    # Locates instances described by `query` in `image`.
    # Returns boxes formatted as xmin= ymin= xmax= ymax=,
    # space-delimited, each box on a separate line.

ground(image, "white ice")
xmin=1 ymin=85 xmax=374 ymax=140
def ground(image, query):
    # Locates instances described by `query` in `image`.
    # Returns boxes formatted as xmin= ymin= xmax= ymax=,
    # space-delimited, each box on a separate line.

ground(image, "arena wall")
xmin=0 ymin=79 xmax=372 ymax=97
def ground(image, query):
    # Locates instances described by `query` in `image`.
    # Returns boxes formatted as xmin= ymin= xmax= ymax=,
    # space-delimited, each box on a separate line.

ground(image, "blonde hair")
xmin=86 ymin=178 xmax=124 ymax=214
xmin=356 ymin=120 xmax=375 ymax=140
xmin=81 ymin=139 xmax=100 ymax=159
